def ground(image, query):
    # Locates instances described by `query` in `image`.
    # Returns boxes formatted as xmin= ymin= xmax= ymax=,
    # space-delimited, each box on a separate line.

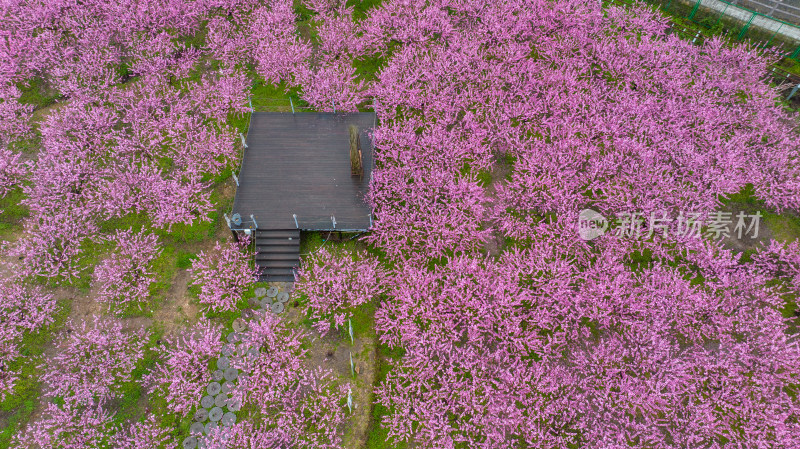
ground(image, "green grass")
xmin=0 ymin=189 xmax=29 ymax=237
xmin=150 ymin=246 xmax=178 ymax=295
xmin=721 ymin=184 xmax=800 ymax=243
xmin=98 ymin=212 xmax=151 ymax=234
xmin=365 ymin=342 xmax=405 ymax=449
xmin=764 ymin=213 xmax=800 ymax=243
xmin=300 ymin=231 xmax=325 ymax=255
xmin=203 ymin=295 xmax=251 ymax=325
xmin=156 ymin=214 xmax=219 ymax=244
xmin=16 ymin=78 xmax=60 ymax=109
xmin=202 ymin=165 xmax=234 ymax=185
xmin=353 ymin=0 xmax=384 ymax=19
xmin=72 ymin=236 xmax=114 ymax=293
xmin=111 ymin=329 xmax=164 ymax=426
xmin=0 ymin=399 xmax=35 ymax=448
xmin=299 ymin=231 xmax=365 ymax=257
xmin=176 ymin=250 xmax=198 ymax=269
xmin=459 ymin=162 xmax=492 ymax=187
xmin=720 ymin=183 xmax=765 ymax=209
xmin=350 ymin=302 xmax=377 ymax=339
xmin=777 ymin=58 xmax=800 ymax=77
xmin=7 ymin=135 xmax=40 ymax=154
xmin=0 ymin=300 xmax=71 ymax=449
xmin=354 ymin=54 xmax=387 ymax=89
xmin=624 ymin=247 xmax=657 ymax=272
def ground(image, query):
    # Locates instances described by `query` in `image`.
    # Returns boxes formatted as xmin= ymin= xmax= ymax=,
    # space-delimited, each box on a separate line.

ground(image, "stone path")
xmin=181 ymin=285 xmax=292 ymax=449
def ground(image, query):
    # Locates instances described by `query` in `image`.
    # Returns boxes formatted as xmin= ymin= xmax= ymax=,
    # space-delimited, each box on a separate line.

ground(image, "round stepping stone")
xmin=259 ymin=297 xmax=273 ymax=309
xmin=221 ymin=412 xmax=237 ymax=427
xmin=277 ymin=292 xmax=289 ymax=303
xmin=226 ymin=332 xmax=240 ymax=343
xmin=190 ymin=422 xmax=205 ymax=435
xmin=236 ymin=343 xmax=247 ymax=356
xmin=206 ymin=382 xmax=221 ymax=396
xmin=194 ymin=408 xmax=208 ymax=422
xmin=270 ymin=301 xmax=284 ymax=314
xmin=204 ymin=421 xmax=218 ymax=434
xmin=214 ymin=393 xmax=228 ymax=407
xmin=255 ymin=287 xmax=267 ymax=297
xmin=221 ymin=382 xmax=232 ymax=394
xmin=217 ymin=356 xmax=229 ymax=370
xmin=221 ymin=344 xmax=234 ymax=357
xmin=247 ymin=297 xmax=260 ymax=307
xmin=266 ymin=286 xmax=279 ymax=297
xmin=201 ymin=395 xmax=214 ymax=409
xmin=224 ymin=367 xmax=239 ymax=381
xmin=233 ymin=318 xmax=247 ymax=332
xmin=227 ymin=397 xmax=241 ymax=411
xmin=183 ymin=436 xmax=198 ymax=449
xmin=241 ymin=309 xmax=254 ymax=319
xmin=209 ymin=406 xmax=224 ymax=422
xmin=212 ymin=369 xmax=224 ymax=382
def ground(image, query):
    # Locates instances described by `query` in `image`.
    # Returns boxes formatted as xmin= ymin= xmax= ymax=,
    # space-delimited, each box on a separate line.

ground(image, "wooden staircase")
xmin=255 ymin=229 xmax=300 ymax=283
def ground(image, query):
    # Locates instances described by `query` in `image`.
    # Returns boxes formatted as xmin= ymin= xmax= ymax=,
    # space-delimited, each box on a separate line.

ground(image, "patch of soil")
xmin=345 ymin=334 xmax=377 ymax=449
xmin=304 ymin=324 xmax=349 ymax=377
xmin=0 ymin=230 xmax=25 ymax=280
xmin=481 ymin=151 xmax=514 ymax=257
xmin=66 ymin=286 xmax=102 ymax=321
xmin=153 ymin=268 xmax=198 ymax=334
xmin=718 ymin=205 xmax=795 ymax=253
xmin=290 ymin=296 xmax=377 ymax=449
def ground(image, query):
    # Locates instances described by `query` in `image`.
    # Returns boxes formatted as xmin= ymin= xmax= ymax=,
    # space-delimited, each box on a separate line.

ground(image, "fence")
xmin=733 ymin=0 xmax=800 ymax=28
xmin=645 ymin=0 xmax=800 ymax=59
xmin=607 ymin=0 xmax=800 ymax=98
xmin=247 ymin=97 xmax=317 ymax=113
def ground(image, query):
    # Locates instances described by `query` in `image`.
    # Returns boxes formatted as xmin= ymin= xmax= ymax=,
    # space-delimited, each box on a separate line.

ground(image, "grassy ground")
xmin=296 ymin=231 xmax=394 ymax=448
xmin=364 ymin=342 xmax=406 ymax=449
xmin=0 ymin=300 xmax=71 ymax=447
xmin=0 ymin=3 xmax=395 ymax=445
xmin=719 ymin=185 xmax=800 ymax=324
xmin=0 ymin=67 xmax=245 ymax=446
xmin=16 ymin=1 xmax=800 ymax=446
xmin=0 ymin=189 xmax=28 ymax=239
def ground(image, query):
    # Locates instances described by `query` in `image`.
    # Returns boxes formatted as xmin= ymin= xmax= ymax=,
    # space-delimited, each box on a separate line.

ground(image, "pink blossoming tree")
xmin=40 ymin=316 xmax=148 ymax=406
xmin=0 ymin=147 xmax=27 ymax=198
xmin=189 ymin=238 xmax=257 ymax=312
xmin=296 ymin=248 xmax=387 ymax=334
xmin=116 ymin=414 xmax=171 ymax=449
xmin=16 ymin=401 xmax=114 ymax=449
xmin=145 ymin=318 xmax=223 ymax=416
xmin=0 ymin=276 xmax=58 ymax=400
xmin=231 ymin=311 xmax=348 ymax=448
xmin=92 ymin=229 xmax=162 ymax=314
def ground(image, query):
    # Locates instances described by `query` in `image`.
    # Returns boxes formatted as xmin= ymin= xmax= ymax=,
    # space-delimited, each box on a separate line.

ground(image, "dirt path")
xmin=482 ymin=151 xmax=514 ymax=257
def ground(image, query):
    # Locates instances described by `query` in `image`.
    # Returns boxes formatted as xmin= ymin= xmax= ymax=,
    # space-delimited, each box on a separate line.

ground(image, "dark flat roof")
xmin=232 ymin=112 xmax=375 ymax=231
